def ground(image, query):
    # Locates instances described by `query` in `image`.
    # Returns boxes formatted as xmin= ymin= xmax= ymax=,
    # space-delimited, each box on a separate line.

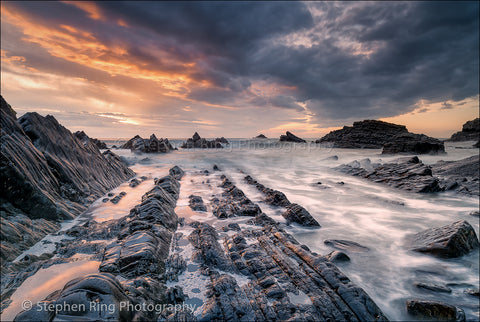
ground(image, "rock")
xmin=283 ymin=203 xmax=320 ymax=227
xmin=215 ymin=137 xmax=229 ymax=144
xmin=129 ymin=178 xmax=141 ymax=187
xmin=181 ymin=132 xmax=224 ymax=149
xmin=464 ymin=288 xmax=480 ymax=297
xmin=382 ymin=133 xmax=445 ymax=154
xmin=279 ymin=131 xmax=306 ymax=143
xmin=255 ymin=134 xmax=268 ymax=139
xmin=244 ymin=175 xmax=322 ymax=227
xmin=169 ymin=165 xmax=185 ymax=180
xmin=316 ymin=120 xmax=408 ymax=148
xmin=213 ymin=164 xmax=220 ymax=171
xmin=447 ymin=118 xmax=480 ymax=142
xmin=431 ymin=155 xmax=479 ymax=196
xmin=14 ymin=273 xmax=134 ymax=321
xmin=414 ymin=282 xmax=452 ymax=293
xmin=223 ymin=223 xmax=241 ymax=232
xmin=325 ymin=251 xmax=350 ymax=262
xmin=336 ymin=156 xmax=443 ymax=193
xmin=189 ymin=195 xmax=207 ymax=212
xmin=469 ymin=211 xmax=479 ymax=217
xmin=0 ymin=96 xmax=134 ymax=267
xmin=74 ymin=130 xmax=107 ymax=149
xmin=120 ymin=134 xmax=173 ymax=153
xmin=188 ymin=222 xmax=232 ymax=271
xmin=324 ymin=240 xmax=370 ymax=252
xmin=110 ymin=191 xmax=126 ymax=204
xmin=406 ymin=299 xmax=464 ymax=321
xmin=474 ymin=141 xmax=479 ymax=148
xmin=409 ymin=220 xmax=479 ymax=258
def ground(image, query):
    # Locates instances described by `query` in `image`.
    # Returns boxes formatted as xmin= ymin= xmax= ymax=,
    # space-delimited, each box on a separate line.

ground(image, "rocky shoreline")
xmin=4 ymin=166 xmax=389 ymax=321
xmin=0 ymin=96 xmax=135 ymax=270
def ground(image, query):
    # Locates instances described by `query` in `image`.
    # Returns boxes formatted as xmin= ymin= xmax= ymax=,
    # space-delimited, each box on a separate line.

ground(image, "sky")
xmin=1 ymin=1 xmax=479 ymax=139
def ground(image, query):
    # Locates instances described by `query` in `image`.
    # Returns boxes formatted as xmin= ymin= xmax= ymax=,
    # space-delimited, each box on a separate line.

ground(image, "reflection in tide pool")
xmin=1 ymin=260 xmax=100 ymax=322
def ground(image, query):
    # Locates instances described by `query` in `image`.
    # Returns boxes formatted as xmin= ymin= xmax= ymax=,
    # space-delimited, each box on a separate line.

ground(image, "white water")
xmin=3 ymin=139 xmax=478 ymax=321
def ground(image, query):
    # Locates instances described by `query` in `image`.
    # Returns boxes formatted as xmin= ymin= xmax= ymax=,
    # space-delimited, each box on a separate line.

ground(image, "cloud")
xmin=1 ymin=1 xmax=478 ymax=138
xmin=441 ymin=102 xmax=454 ymax=110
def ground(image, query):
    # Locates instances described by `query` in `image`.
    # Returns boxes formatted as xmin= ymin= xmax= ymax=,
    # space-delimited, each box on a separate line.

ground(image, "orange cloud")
xmin=1 ymin=4 xmax=197 ymax=96
xmin=63 ymin=1 xmax=104 ymax=21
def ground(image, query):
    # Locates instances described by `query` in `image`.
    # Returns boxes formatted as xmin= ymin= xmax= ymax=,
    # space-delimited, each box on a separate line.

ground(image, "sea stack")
xmin=181 ymin=132 xmax=225 ymax=148
xmin=279 ymin=131 xmax=306 ymax=142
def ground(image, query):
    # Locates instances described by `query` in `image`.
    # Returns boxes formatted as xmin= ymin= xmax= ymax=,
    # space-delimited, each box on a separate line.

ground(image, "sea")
xmin=2 ymin=138 xmax=478 ymax=321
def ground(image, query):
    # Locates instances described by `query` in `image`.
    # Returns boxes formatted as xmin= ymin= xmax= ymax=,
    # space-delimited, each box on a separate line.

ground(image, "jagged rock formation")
xmin=255 ymin=134 xmax=268 ymax=139
xmin=336 ymin=157 xmax=442 ymax=193
xmin=382 ymin=133 xmax=445 ymax=154
xmin=14 ymin=168 xmax=182 ymax=321
xmin=409 ymin=220 xmax=479 ymax=258
xmin=0 ymin=95 xmax=134 ymax=266
xmin=431 ymin=155 xmax=479 ymax=195
xmin=211 ymin=175 xmax=262 ymax=218
xmin=189 ymin=195 xmax=207 ymax=211
xmin=120 ymin=134 xmax=173 ymax=153
xmin=316 ymin=120 xmax=408 ymax=148
xmin=10 ymin=166 xmax=388 ymax=322
xmin=181 ymin=132 xmax=226 ymax=148
xmin=337 ymin=155 xmax=479 ymax=196
xmin=447 ymin=118 xmax=480 ymax=142
xmin=279 ymin=131 xmax=306 ymax=143
xmin=244 ymin=175 xmax=320 ymax=227
xmin=74 ymin=130 xmax=107 ymax=149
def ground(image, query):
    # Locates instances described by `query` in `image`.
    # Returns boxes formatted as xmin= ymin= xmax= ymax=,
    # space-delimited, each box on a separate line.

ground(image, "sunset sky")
xmin=1 ymin=1 xmax=478 ymax=139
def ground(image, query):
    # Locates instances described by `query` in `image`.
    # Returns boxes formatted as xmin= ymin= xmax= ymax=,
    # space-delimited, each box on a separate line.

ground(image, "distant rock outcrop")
xmin=74 ymin=130 xmax=107 ymax=149
xmin=181 ymin=132 xmax=225 ymax=148
xmin=316 ymin=120 xmax=408 ymax=148
xmin=447 ymin=118 xmax=480 ymax=142
xmin=0 ymin=95 xmax=134 ymax=266
xmin=279 ymin=131 xmax=306 ymax=143
xmin=255 ymin=134 xmax=267 ymax=139
xmin=120 ymin=134 xmax=173 ymax=153
xmin=382 ymin=133 xmax=445 ymax=154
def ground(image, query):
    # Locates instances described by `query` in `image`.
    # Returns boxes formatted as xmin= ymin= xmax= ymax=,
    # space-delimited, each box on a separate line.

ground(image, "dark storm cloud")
xmin=3 ymin=1 xmax=478 ymax=122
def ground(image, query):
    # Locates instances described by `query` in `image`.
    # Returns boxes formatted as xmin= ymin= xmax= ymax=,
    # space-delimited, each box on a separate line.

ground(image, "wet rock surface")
xmin=120 ymin=134 xmax=174 ymax=153
xmin=409 ymin=220 xmax=479 ymax=258
xmin=5 ymin=165 xmax=391 ymax=322
xmin=13 ymin=167 xmax=183 ymax=321
xmin=382 ymin=133 xmax=445 ymax=154
xmin=414 ymin=282 xmax=452 ymax=293
xmin=406 ymin=299 xmax=464 ymax=322
xmin=244 ymin=175 xmax=320 ymax=227
xmin=431 ymin=155 xmax=479 ymax=196
xmin=447 ymin=118 xmax=480 ymax=142
xmin=181 ymin=132 xmax=225 ymax=149
xmin=316 ymin=120 xmax=408 ymax=148
xmin=324 ymin=239 xmax=370 ymax=253
xmin=189 ymin=195 xmax=207 ymax=212
xmin=336 ymin=156 xmax=443 ymax=193
xmin=279 ymin=131 xmax=306 ymax=143
xmin=0 ymin=96 xmax=134 ymax=269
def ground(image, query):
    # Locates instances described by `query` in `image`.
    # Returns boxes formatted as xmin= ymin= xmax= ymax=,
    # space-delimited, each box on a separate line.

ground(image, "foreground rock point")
xmin=409 ymin=220 xmax=479 ymax=258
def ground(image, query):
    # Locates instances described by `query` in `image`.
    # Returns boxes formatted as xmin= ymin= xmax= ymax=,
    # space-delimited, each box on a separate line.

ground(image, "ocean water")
xmin=3 ymin=139 xmax=478 ymax=321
